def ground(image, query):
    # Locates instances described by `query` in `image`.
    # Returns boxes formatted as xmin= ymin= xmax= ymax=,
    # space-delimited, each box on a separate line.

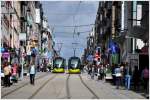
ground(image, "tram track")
xmin=66 ymin=74 xmax=99 ymax=99
xmin=66 ymin=74 xmax=71 ymax=99
xmin=1 ymin=73 xmax=50 ymax=98
xmin=79 ymin=74 xmax=99 ymax=99
xmin=28 ymin=74 xmax=57 ymax=99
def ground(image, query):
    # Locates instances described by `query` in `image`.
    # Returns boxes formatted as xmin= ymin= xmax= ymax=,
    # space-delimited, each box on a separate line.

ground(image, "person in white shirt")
xmin=29 ymin=62 xmax=36 ymax=85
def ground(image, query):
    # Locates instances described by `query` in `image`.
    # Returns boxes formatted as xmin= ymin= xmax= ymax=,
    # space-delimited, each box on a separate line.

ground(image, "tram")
xmin=52 ymin=57 xmax=65 ymax=73
xmin=68 ymin=56 xmax=81 ymax=74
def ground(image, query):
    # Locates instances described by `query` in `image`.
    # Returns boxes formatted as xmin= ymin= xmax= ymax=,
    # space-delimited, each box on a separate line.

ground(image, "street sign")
xmin=87 ymin=55 xmax=94 ymax=62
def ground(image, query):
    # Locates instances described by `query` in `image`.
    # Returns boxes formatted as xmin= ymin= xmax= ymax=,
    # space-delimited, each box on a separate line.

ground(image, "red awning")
xmin=141 ymin=46 xmax=148 ymax=53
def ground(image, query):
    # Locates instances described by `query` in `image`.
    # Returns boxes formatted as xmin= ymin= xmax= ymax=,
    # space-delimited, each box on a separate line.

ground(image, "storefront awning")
xmin=128 ymin=26 xmax=149 ymax=42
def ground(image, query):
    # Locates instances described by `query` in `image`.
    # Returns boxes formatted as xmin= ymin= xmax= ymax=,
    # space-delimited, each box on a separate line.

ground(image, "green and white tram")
xmin=52 ymin=57 xmax=65 ymax=73
xmin=68 ymin=57 xmax=81 ymax=74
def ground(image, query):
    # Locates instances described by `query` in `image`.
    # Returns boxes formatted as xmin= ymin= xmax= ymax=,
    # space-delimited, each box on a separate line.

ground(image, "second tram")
xmin=68 ymin=56 xmax=81 ymax=74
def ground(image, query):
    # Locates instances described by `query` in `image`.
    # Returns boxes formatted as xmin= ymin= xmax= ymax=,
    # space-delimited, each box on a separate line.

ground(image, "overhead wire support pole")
xmin=73 ymin=1 xmax=81 ymax=39
xmin=72 ymin=42 xmax=79 ymax=57
xmin=56 ymin=43 xmax=63 ymax=56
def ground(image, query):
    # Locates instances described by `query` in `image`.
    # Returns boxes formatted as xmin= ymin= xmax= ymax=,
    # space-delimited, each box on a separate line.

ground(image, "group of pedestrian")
xmin=86 ymin=60 xmax=149 ymax=97
xmin=112 ymin=63 xmax=132 ymax=89
xmin=111 ymin=62 xmax=149 ymax=96
xmin=2 ymin=61 xmax=22 ymax=87
xmin=87 ymin=60 xmax=106 ymax=81
xmin=2 ymin=58 xmax=37 ymax=87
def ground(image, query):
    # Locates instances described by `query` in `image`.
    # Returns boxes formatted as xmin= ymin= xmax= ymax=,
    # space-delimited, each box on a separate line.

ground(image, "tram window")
xmin=55 ymin=59 xmax=64 ymax=68
xmin=71 ymin=59 xmax=78 ymax=68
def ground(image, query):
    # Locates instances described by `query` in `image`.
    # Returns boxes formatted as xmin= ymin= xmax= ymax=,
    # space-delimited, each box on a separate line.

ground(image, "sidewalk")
xmin=1 ymin=72 xmax=48 ymax=97
xmin=82 ymin=73 xmax=146 ymax=99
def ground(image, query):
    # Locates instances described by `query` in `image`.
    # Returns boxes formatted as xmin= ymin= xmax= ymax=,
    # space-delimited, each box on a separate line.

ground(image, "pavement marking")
xmin=28 ymin=74 xmax=57 ymax=99
xmin=1 ymin=73 xmax=49 ymax=98
xmin=79 ymin=74 xmax=99 ymax=99
xmin=66 ymin=74 xmax=71 ymax=99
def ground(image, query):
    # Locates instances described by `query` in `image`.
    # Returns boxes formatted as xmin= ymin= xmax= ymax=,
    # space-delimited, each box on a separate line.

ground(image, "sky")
xmin=42 ymin=1 xmax=99 ymax=60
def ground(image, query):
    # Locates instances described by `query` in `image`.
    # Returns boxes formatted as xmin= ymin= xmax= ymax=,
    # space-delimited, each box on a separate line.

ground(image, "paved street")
xmin=1 ymin=72 xmax=146 ymax=99
xmin=1 ymin=1 xmax=149 ymax=100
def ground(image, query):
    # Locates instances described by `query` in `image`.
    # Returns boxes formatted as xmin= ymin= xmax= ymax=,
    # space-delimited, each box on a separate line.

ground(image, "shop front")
xmin=108 ymin=41 xmax=120 ymax=65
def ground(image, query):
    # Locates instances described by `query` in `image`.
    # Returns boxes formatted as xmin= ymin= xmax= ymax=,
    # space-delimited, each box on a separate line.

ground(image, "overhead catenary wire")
xmin=54 ymin=30 xmax=91 ymax=34
xmin=51 ymin=23 xmax=95 ymax=27
xmin=43 ymin=12 xmax=97 ymax=15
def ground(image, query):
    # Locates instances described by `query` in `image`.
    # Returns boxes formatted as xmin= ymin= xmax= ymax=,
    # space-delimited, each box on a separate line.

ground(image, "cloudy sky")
xmin=42 ymin=1 xmax=99 ymax=60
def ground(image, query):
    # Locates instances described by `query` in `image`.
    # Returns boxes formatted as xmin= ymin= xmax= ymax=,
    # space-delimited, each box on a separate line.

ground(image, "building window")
xmin=132 ymin=1 xmax=137 ymax=26
xmin=137 ymin=4 xmax=142 ymax=26
xmin=121 ymin=1 xmax=124 ymax=31
xmin=132 ymin=2 xmax=142 ymax=26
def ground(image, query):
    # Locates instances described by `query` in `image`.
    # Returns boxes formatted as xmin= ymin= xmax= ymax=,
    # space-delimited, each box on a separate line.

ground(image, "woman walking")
xmin=3 ymin=62 xmax=11 ymax=87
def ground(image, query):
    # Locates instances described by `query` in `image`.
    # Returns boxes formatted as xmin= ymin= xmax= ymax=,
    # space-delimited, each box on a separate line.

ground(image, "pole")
xmin=21 ymin=56 xmax=24 ymax=80
xmin=56 ymin=43 xmax=63 ymax=56
xmin=72 ymin=42 xmax=78 ymax=57
xmin=8 ymin=2 xmax=10 ymax=63
xmin=74 ymin=48 xmax=76 ymax=57
xmin=21 ymin=48 xmax=24 ymax=80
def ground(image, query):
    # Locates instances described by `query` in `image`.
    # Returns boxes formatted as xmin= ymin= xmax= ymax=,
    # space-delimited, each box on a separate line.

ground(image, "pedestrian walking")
xmin=124 ymin=62 xmax=131 ymax=90
xmin=91 ymin=60 xmax=96 ymax=79
xmin=88 ymin=63 xmax=92 ymax=75
xmin=18 ymin=64 xmax=22 ymax=79
xmin=114 ymin=64 xmax=121 ymax=89
xmin=40 ymin=63 xmax=43 ymax=72
xmin=141 ymin=67 xmax=149 ymax=94
xmin=100 ymin=64 xmax=104 ymax=80
xmin=91 ymin=65 xmax=95 ymax=79
xmin=111 ymin=63 xmax=116 ymax=85
xmin=133 ymin=66 xmax=140 ymax=91
xmin=29 ymin=62 xmax=36 ymax=85
xmin=103 ymin=64 xmax=107 ymax=79
xmin=97 ymin=64 xmax=101 ymax=80
xmin=120 ymin=62 xmax=125 ymax=86
xmin=47 ymin=63 xmax=51 ymax=72
xmin=3 ymin=62 xmax=11 ymax=87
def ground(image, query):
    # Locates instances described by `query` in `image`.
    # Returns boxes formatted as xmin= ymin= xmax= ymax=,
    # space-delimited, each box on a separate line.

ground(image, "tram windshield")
xmin=71 ymin=59 xmax=78 ymax=68
xmin=55 ymin=59 xmax=63 ymax=68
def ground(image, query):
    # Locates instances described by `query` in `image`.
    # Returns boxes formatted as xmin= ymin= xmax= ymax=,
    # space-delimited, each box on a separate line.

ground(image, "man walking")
xmin=142 ymin=67 xmax=149 ymax=96
xmin=29 ymin=62 xmax=36 ymax=85
xmin=114 ymin=64 xmax=121 ymax=89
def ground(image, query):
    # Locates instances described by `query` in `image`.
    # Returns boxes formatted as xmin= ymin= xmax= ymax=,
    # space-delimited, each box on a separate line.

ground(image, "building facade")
xmin=1 ymin=1 xmax=55 ymax=74
xmin=91 ymin=1 xmax=149 ymax=74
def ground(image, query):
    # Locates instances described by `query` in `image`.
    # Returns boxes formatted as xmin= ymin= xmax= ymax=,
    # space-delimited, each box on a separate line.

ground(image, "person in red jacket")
xmin=12 ymin=63 xmax=18 ymax=83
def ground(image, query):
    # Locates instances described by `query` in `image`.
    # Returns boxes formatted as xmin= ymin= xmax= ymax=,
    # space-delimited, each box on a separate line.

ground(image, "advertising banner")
xmin=35 ymin=9 xmax=41 ymax=23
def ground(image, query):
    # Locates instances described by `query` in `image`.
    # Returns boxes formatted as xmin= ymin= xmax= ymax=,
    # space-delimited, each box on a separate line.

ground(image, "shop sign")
xmin=35 ymin=9 xmax=41 ymax=24
xmin=87 ymin=55 xmax=94 ymax=62
xmin=128 ymin=53 xmax=139 ymax=59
